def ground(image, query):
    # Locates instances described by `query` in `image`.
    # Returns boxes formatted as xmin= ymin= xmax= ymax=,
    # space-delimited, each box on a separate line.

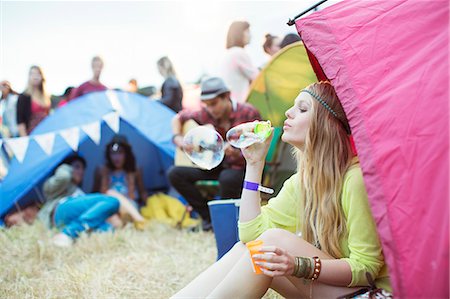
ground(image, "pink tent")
xmin=295 ymin=1 xmax=449 ymax=298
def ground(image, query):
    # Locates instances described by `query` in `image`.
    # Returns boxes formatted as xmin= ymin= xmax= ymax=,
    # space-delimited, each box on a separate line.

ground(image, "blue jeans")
xmin=54 ymin=193 xmax=120 ymax=238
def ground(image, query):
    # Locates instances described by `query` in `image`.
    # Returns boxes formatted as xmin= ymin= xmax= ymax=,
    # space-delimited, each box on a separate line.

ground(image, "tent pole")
xmin=34 ymin=187 xmax=46 ymax=205
xmin=287 ymin=0 xmax=328 ymax=26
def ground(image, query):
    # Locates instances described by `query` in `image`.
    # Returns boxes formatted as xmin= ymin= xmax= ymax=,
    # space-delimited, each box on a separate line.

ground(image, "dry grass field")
xmin=0 ymin=222 xmax=282 ymax=298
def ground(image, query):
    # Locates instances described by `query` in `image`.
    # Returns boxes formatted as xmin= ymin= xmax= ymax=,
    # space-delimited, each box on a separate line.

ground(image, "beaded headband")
xmin=301 ymin=89 xmax=338 ymax=118
xmin=301 ymin=89 xmax=351 ymax=134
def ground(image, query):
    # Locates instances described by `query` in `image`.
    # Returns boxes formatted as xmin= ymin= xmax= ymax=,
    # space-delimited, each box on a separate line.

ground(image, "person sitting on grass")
xmin=92 ymin=134 xmax=148 ymax=229
xmin=38 ymin=154 xmax=146 ymax=247
xmin=172 ymin=81 xmax=391 ymax=298
xmin=35 ymin=154 xmax=119 ymax=247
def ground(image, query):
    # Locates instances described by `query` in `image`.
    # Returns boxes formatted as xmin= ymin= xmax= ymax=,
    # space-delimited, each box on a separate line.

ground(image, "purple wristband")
xmin=243 ymin=180 xmax=259 ymax=191
xmin=243 ymin=180 xmax=274 ymax=194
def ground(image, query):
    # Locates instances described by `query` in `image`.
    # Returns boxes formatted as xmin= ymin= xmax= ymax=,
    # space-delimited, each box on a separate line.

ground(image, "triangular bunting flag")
xmin=106 ymin=90 xmax=123 ymax=114
xmin=103 ymin=112 xmax=120 ymax=133
xmin=59 ymin=127 xmax=80 ymax=151
xmin=81 ymin=121 xmax=101 ymax=145
xmin=34 ymin=133 xmax=56 ymax=156
xmin=5 ymin=136 xmax=29 ymax=163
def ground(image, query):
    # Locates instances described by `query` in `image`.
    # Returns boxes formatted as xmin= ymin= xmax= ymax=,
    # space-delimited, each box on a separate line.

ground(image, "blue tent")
xmin=0 ymin=90 xmax=176 ymax=218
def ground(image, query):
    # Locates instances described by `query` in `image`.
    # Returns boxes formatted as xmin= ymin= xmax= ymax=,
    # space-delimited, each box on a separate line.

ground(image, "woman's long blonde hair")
xmin=24 ymin=65 xmax=50 ymax=107
xmin=297 ymin=81 xmax=353 ymax=258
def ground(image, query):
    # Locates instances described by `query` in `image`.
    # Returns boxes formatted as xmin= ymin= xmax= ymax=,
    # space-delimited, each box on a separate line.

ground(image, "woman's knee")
xmin=231 ymin=241 xmax=246 ymax=251
xmin=258 ymin=228 xmax=294 ymax=246
xmin=105 ymin=189 xmax=115 ymax=196
xmin=220 ymin=241 xmax=247 ymax=260
xmin=107 ymin=214 xmax=124 ymax=228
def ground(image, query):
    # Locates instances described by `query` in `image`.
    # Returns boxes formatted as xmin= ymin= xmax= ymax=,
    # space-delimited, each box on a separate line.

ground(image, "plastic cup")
xmin=246 ymin=240 xmax=264 ymax=274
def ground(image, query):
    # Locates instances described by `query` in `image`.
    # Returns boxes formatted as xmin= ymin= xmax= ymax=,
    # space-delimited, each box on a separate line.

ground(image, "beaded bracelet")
xmin=311 ymin=256 xmax=322 ymax=281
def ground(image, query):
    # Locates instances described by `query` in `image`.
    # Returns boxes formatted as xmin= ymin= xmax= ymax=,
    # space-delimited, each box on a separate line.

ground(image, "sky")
xmin=0 ymin=0 xmax=339 ymax=95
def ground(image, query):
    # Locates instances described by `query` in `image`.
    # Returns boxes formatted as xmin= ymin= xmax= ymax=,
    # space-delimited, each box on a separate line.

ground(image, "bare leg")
xmin=106 ymin=190 xmax=145 ymax=222
xmin=207 ymin=228 xmax=363 ymax=298
xmin=107 ymin=214 xmax=124 ymax=228
xmin=270 ymin=277 xmax=303 ymax=299
xmin=171 ymin=242 xmax=248 ymax=298
xmin=207 ymin=246 xmax=273 ymax=298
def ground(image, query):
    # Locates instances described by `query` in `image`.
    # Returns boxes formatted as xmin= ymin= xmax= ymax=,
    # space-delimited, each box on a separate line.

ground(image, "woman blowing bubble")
xmin=172 ymin=81 xmax=391 ymax=298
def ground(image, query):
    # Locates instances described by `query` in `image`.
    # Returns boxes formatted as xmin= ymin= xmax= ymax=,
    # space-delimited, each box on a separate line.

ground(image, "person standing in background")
xmin=127 ymin=79 xmax=139 ymax=93
xmin=157 ymin=56 xmax=183 ymax=113
xmin=68 ymin=56 xmax=107 ymax=101
xmin=280 ymin=33 xmax=302 ymax=49
xmin=0 ymin=80 xmax=19 ymax=137
xmin=219 ymin=21 xmax=259 ymax=103
xmin=56 ymin=86 xmax=75 ymax=108
xmin=262 ymin=34 xmax=281 ymax=57
xmin=17 ymin=66 xmax=51 ymax=136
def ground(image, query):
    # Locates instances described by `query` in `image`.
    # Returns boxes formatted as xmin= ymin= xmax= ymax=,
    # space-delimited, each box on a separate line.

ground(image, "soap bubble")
xmin=183 ymin=126 xmax=224 ymax=170
xmin=226 ymin=120 xmax=272 ymax=149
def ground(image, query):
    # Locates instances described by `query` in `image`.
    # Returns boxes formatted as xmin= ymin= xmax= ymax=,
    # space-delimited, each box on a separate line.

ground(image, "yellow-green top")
xmin=238 ymin=159 xmax=391 ymax=291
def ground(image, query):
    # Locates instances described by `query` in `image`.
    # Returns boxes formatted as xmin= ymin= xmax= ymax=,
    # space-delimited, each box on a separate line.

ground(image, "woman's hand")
xmin=241 ymin=128 xmax=273 ymax=167
xmin=252 ymin=245 xmax=295 ymax=277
